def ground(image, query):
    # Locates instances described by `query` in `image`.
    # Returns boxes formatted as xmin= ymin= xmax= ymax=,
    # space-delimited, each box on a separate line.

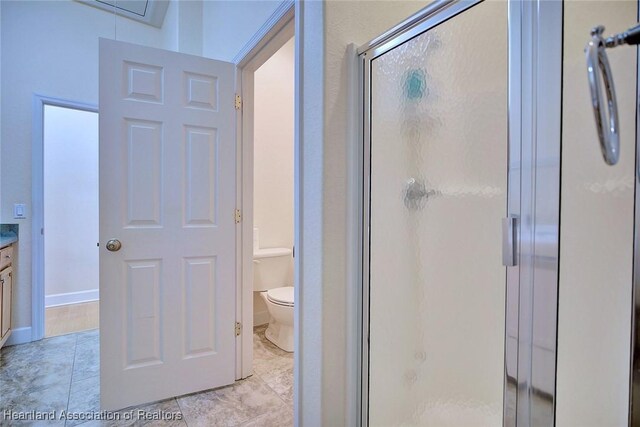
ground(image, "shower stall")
xmin=359 ymin=0 xmax=562 ymax=425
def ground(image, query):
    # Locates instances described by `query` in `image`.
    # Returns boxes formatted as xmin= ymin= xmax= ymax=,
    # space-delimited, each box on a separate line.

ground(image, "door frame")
xmin=357 ymin=0 xmax=563 ymax=425
xmin=31 ymin=95 xmax=98 ymax=343
xmin=233 ymin=0 xmax=295 ymax=381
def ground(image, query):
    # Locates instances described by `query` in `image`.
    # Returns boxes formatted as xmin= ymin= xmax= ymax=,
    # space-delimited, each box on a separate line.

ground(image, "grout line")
xmin=174 ymin=396 xmax=189 ymax=427
xmin=258 ymin=374 xmax=289 ymax=405
xmin=258 ymin=368 xmax=293 ymax=407
xmin=64 ymin=333 xmax=80 ymax=427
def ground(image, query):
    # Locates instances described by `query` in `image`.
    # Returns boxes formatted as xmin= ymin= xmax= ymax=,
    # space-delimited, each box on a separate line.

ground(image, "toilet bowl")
xmin=254 ymin=246 xmax=294 ymax=352
xmin=260 ymin=286 xmax=294 ymax=352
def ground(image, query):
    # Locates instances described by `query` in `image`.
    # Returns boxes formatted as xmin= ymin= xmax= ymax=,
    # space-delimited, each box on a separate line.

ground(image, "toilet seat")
xmin=266 ymin=287 xmax=294 ymax=307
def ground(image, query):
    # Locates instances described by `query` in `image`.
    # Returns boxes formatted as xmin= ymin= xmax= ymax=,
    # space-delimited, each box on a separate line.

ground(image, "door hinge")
xmin=235 ymin=94 xmax=242 ymax=110
xmin=235 ymin=209 xmax=242 ymax=224
xmin=235 ymin=322 xmax=242 ymax=336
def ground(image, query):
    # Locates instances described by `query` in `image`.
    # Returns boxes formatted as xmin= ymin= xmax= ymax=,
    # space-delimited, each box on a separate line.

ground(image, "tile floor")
xmin=0 ymin=325 xmax=293 ymax=426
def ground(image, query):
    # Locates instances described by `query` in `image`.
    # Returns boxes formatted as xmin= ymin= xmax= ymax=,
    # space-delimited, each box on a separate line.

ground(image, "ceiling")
xmin=76 ymin=0 xmax=169 ymax=28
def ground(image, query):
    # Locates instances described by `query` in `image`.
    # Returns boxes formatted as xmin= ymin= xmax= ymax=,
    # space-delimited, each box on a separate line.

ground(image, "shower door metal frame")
xmin=508 ymin=1 xmax=563 ymax=425
xmin=629 ymin=0 xmax=640 ymax=422
xmin=357 ymin=0 xmax=563 ymax=425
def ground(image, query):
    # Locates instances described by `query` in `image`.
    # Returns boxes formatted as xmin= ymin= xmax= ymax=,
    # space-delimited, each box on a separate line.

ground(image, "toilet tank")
xmin=253 ymin=247 xmax=293 ymax=291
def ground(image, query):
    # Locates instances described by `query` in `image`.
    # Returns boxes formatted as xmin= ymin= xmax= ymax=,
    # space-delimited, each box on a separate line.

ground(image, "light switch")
xmin=13 ymin=203 xmax=26 ymax=219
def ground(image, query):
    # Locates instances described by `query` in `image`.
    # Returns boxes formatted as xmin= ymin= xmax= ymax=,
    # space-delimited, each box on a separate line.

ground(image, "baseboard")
xmin=254 ymin=311 xmax=270 ymax=327
xmin=45 ymin=289 xmax=99 ymax=307
xmin=5 ymin=327 xmax=32 ymax=346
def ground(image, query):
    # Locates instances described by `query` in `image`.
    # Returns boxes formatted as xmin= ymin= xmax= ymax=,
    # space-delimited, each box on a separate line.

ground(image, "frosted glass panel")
xmin=368 ymin=2 xmax=508 ymax=426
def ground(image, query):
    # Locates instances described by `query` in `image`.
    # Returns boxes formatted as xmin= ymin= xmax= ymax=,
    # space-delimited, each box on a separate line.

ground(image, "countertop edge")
xmin=0 ymin=234 xmax=18 ymax=248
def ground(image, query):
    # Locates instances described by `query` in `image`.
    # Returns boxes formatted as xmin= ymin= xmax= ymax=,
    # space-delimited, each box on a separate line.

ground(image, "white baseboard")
xmin=45 ymin=289 xmax=99 ymax=307
xmin=254 ymin=310 xmax=270 ymax=327
xmin=5 ymin=327 xmax=32 ymax=346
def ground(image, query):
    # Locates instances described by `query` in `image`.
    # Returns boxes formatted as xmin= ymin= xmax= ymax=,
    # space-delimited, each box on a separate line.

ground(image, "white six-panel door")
xmin=99 ymin=39 xmax=236 ymax=410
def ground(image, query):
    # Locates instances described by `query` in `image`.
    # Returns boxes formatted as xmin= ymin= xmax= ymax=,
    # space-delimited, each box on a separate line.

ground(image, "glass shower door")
xmin=365 ymin=1 xmax=508 ymax=425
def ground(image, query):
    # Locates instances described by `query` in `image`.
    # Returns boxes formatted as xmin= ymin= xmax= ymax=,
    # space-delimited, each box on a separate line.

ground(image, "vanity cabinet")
xmin=0 ymin=244 xmax=14 ymax=348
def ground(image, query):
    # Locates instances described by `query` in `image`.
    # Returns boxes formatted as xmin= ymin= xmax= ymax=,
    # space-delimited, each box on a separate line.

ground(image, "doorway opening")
xmin=31 ymin=96 xmax=100 ymax=342
xmin=43 ymin=104 xmax=99 ymax=337
xmin=250 ymin=34 xmax=295 ymax=407
xmin=235 ymin=4 xmax=296 ymax=420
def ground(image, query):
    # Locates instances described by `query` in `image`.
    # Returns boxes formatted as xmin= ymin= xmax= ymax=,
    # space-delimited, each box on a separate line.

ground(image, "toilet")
xmin=254 ymin=246 xmax=294 ymax=352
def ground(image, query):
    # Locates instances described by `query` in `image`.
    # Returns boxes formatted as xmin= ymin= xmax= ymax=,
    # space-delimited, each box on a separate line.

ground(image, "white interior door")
xmin=99 ymin=39 xmax=237 ymax=410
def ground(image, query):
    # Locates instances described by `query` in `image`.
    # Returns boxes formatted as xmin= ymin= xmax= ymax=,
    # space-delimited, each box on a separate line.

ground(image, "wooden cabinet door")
xmin=1 ymin=267 xmax=12 ymax=338
xmin=0 ymin=271 xmax=3 ymax=339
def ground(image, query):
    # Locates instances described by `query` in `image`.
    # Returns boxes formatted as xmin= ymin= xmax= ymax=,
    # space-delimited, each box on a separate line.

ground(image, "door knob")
xmin=106 ymin=239 xmax=122 ymax=252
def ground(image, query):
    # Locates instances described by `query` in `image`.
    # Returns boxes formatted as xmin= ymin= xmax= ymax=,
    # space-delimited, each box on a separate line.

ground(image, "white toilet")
xmin=254 ymin=246 xmax=294 ymax=352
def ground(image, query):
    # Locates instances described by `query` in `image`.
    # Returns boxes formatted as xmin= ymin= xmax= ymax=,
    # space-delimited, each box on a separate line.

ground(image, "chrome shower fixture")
xmin=404 ymin=178 xmax=437 ymax=210
xmin=586 ymin=24 xmax=640 ymax=166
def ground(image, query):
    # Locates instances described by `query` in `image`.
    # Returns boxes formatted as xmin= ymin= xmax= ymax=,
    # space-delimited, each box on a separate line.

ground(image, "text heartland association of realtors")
xmin=2 ymin=409 xmax=183 ymax=422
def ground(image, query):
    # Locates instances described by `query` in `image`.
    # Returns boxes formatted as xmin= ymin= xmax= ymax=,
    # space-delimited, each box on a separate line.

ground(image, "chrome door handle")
xmin=502 ymin=216 xmax=518 ymax=267
xmin=106 ymin=239 xmax=122 ymax=252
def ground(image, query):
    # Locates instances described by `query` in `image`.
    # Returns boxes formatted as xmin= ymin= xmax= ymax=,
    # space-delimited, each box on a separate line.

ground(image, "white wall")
xmin=43 ymin=106 xmax=99 ymax=304
xmin=0 ymin=0 xmax=2 ymax=209
xmin=253 ymin=37 xmax=295 ymax=325
xmin=0 ymin=0 xmax=187 ymax=330
xmin=298 ymin=1 xmax=430 ymax=424
xmin=202 ymin=0 xmax=282 ymax=62
xmin=556 ymin=1 xmax=637 ymax=425
xmin=162 ymin=0 xmax=204 ymax=56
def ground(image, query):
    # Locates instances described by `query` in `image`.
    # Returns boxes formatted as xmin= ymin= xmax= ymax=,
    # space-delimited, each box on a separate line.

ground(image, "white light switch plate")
xmin=14 ymin=203 xmax=26 ymax=219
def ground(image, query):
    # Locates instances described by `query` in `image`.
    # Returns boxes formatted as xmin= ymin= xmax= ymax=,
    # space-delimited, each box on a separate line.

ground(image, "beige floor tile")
xmin=1 ymin=325 xmax=294 ymax=427
xmin=177 ymin=376 xmax=285 ymax=427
